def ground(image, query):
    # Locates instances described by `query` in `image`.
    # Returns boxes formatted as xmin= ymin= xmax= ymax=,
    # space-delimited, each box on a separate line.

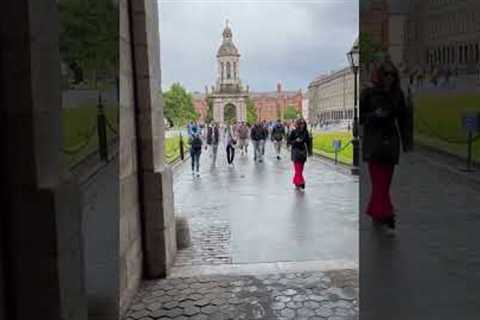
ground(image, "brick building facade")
xmin=193 ymin=83 xmax=303 ymax=123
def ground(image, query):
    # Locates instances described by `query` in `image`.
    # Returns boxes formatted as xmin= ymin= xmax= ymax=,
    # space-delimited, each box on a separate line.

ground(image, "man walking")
xmin=189 ymin=127 xmax=203 ymax=177
xmin=271 ymin=119 xmax=286 ymax=160
xmin=206 ymin=122 xmax=220 ymax=166
xmin=235 ymin=121 xmax=249 ymax=156
xmin=251 ymin=121 xmax=267 ymax=163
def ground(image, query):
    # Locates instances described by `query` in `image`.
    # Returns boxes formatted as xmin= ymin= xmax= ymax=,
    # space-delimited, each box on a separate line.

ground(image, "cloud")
xmin=158 ymin=0 xmax=358 ymax=93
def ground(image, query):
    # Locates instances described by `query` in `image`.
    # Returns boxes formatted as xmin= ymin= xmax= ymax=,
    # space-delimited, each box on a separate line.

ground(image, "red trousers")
xmin=367 ymin=161 xmax=395 ymax=221
xmin=293 ymin=161 xmax=305 ymax=186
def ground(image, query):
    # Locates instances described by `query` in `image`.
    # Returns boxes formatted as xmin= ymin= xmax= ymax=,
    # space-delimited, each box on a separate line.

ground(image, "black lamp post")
xmin=347 ymin=40 xmax=360 ymax=175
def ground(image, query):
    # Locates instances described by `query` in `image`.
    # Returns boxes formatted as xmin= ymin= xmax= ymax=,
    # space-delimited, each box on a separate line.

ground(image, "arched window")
xmin=226 ymin=62 xmax=231 ymax=79
xmin=233 ymin=62 xmax=237 ymax=79
xmin=221 ymin=62 xmax=224 ymax=80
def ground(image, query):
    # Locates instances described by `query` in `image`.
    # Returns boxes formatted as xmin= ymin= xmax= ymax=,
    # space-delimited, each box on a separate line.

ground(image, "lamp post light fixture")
xmin=347 ymin=40 xmax=360 ymax=175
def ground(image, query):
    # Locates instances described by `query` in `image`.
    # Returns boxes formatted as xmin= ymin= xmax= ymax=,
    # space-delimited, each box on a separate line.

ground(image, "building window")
xmin=221 ymin=62 xmax=224 ymax=80
xmin=233 ymin=62 xmax=237 ymax=79
xmin=226 ymin=62 xmax=231 ymax=79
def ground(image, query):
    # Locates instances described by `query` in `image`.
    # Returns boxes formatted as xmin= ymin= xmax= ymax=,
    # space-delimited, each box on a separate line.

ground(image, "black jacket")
xmin=250 ymin=125 xmax=267 ymax=141
xmin=271 ymin=124 xmax=286 ymax=141
xmin=206 ymin=126 xmax=219 ymax=145
xmin=360 ymin=87 xmax=413 ymax=164
xmin=287 ymin=129 xmax=312 ymax=162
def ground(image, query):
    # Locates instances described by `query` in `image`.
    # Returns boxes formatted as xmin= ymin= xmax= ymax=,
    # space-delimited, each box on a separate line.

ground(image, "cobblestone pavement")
xmin=173 ymin=141 xmax=358 ymax=266
xmin=124 ymin=270 xmax=358 ymax=320
xmin=360 ymin=149 xmax=480 ymax=319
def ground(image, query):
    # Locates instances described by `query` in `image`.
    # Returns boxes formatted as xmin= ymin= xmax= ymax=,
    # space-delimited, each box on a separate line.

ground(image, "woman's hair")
xmin=374 ymin=61 xmax=401 ymax=91
xmin=295 ymin=118 xmax=307 ymax=130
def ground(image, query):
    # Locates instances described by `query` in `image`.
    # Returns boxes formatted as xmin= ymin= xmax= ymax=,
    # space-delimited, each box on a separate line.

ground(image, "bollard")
xmin=466 ymin=129 xmax=473 ymax=172
xmin=97 ymin=94 xmax=108 ymax=162
xmin=179 ymin=132 xmax=185 ymax=160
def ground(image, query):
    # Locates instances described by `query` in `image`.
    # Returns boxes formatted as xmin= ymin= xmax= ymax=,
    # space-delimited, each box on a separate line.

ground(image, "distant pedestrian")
xmin=271 ymin=119 xmax=286 ymax=160
xmin=360 ymin=61 xmax=412 ymax=230
xmin=189 ymin=127 xmax=203 ymax=177
xmin=236 ymin=121 xmax=250 ymax=156
xmin=225 ymin=125 xmax=237 ymax=166
xmin=250 ymin=121 xmax=267 ymax=163
xmin=287 ymin=119 xmax=312 ymax=190
xmin=206 ymin=122 xmax=220 ymax=166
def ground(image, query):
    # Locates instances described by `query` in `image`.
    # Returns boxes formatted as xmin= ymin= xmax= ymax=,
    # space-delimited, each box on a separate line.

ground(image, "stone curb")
xmin=169 ymin=259 xmax=358 ymax=278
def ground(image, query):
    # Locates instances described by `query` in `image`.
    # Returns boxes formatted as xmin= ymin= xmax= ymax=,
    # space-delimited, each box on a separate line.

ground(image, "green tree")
xmin=246 ymin=97 xmax=257 ymax=124
xmin=206 ymin=98 xmax=214 ymax=123
xmin=284 ymin=105 xmax=300 ymax=120
xmin=163 ymin=83 xmax=199 ymax=127
xmin=58 ymin=0 xmax=118 ymax=87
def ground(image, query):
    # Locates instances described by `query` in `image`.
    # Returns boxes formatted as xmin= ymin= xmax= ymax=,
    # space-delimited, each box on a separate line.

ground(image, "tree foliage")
xmin=163 ymin=83 xmax=199 ymax=127
xmin=58 ymin=0 xmax=118 ymax=86
xmin=206 ymin=99 xmax=214 ymax=123
xmin=284 ymin=105 xmax=300 ymax=120
xmin=246 ymin=97 xmax=257 ymax=124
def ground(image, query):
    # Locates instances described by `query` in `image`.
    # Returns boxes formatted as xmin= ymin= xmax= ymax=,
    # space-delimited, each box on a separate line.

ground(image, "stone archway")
xmin=224 ymin=103 xmax=237 ymax=124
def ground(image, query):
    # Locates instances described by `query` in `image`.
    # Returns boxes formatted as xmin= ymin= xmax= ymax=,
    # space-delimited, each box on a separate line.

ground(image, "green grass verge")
xmin=63 ymin=104 xmax=118 ymax=167
xmin=414 ymin=93 xmax=480 ymax=161
xmin=312 ymin=131 xmax=353 ymax=165
xmin=165 ymin=135 xmax=190 ymax=163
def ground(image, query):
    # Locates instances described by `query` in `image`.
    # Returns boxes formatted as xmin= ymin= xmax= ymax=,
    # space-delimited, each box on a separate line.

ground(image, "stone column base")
xmin=142 ymin=166 xmax=177 ymax=278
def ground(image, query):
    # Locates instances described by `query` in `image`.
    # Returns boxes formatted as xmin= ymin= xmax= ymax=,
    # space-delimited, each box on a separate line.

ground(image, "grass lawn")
xmin=63 ymin=104 xmax=118 ymax=167
xmin=312 ymin=131 xmax=353 ymax=165
xmin=165 ymin=135 xmax=190 ymax=163
xmin=413 ymin=93 xmax=480 ymax=161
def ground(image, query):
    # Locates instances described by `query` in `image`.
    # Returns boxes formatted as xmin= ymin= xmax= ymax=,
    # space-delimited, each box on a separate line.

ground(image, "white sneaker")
xmin=196 ymin=172 xmax=200 ymax=177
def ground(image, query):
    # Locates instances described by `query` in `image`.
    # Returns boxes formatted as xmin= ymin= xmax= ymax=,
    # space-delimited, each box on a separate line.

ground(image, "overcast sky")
xmin=158 ymin=0 xmax=358 ymax=93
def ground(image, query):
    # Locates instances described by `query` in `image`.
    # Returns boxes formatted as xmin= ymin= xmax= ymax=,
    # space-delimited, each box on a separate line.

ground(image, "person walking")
xmin=235 ymin=121 xmax=249 ymax=156
xmin=225 ymin=124 xmax=236 ymax=166
xmin=206 ymin=122 xmax=220 ymax=166
xmin=271 ymin=119 xmax=286 ymax=160
xmin=250 ymin=121 xmax=267 ymax=163
xmin=188 ymin=126 xmax=203 ymax=177
xmin=287 ymin=119 xmax=312 ymax=190
xmin=360 ymin=61 xmax=412 ymax=230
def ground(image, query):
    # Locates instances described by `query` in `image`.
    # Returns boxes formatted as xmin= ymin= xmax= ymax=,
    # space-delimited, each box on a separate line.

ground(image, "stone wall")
xmin=119 ymin=0 xmax=143 ymax=315
xmin=119 ymin=0 xmax=177 ymax=316
xmin=1 ymin=1 xmax=87 ymax=319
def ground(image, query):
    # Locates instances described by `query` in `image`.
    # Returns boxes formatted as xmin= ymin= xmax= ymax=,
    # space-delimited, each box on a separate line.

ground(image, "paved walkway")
xmin=360 ymin=149 xmax=480 ymax=320
xmin=173 ymin=141 xmax=358 ymax=267
xmin=124 ymin=142 xmax=359 ymax=320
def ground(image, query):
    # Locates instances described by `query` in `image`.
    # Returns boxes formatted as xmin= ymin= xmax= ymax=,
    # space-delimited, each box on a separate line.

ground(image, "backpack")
xmin=191 ymin=135 xmax=202 ymax=151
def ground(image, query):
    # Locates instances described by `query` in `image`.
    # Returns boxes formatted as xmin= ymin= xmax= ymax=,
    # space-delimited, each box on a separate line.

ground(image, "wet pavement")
xmin=123 ymin=142 xmax=359 ymax=320
xmin=124 ymin=270 xmax=358 ymax=320
xmin=360 ymin=149 xmax=480 ymax=320
xmin=173 ymin=141 xmax=358 ymax=267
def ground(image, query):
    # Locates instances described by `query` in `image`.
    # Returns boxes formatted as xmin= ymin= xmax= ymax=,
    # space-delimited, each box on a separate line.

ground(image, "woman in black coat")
xmin=360 ymin=61 xmax=412 ymax=229
xmin=287 ymin=119 xmax=312 ymax=190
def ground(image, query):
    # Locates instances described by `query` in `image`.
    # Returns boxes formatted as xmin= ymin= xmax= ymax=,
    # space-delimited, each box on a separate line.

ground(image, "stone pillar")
xmin=1 ymin=0 xmax=87 ymax=319
xmin=130 ymin=0 xmax=177 ymax=279
xmin=214 ymin=100 xmax=224 ymax=123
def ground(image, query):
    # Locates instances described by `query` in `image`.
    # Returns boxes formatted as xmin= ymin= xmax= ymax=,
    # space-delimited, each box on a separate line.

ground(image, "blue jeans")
xmin=190 ymin=149 xmax=201 ymax=172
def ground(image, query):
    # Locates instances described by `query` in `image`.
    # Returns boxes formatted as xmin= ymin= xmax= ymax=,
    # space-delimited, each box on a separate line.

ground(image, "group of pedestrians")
xmin=186 ymin=118 xmax=313 ymax=190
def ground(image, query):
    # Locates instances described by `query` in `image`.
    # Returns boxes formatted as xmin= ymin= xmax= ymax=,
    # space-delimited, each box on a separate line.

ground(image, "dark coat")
xmin=287 ymin=129 xmax=312 ymax=162
xmin=206 ymin=126 xmax=219 ymax=145
xmin=250 ymin=125 xmax=267 ymax=141
xmin=360 ymin=87 xmax=413 ymax=164
xmin=271 ymin=124 xmax=286 ymax=141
